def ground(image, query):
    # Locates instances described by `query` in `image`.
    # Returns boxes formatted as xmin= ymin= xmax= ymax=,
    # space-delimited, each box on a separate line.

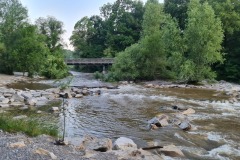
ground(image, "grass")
xmin=0 ymin=115 xmax=58 ymax=137
xmin=0 ymin=101 xmax=61 ymax=137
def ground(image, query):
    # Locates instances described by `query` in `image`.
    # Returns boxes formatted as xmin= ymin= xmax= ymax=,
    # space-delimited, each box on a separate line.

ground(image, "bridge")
xmin=65 ymin=58 xmax=114 ymax=65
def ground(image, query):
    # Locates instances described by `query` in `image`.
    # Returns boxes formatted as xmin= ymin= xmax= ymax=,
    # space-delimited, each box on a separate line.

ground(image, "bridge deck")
xmin=65 ymin=58 xmax=114 ymax=65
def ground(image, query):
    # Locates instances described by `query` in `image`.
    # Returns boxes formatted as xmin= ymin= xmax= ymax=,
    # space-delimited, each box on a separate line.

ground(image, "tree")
xmin=70 ymin=16 xmax=105 ymax=58
xmin=207 ymin=0 xmax=240 ymax=82
xmin=164 ymin=0 xmax=189 ymax=30
xmin=112 ymin=0 xmax=172 ymax=80
xmin=0 ymin=0 xmax=28 ymax=74
xmin=100 ymin=0 xmax=144 ymax=56
xmin=35 ymin=16 xmax=69 ymax=79
xmin=9 ymin=25 xmax=49 ymax=76
xmin=35 ymin=16 xmax=65 ymax=53
xmin=182 ymin=0 xmax=224 ymax=82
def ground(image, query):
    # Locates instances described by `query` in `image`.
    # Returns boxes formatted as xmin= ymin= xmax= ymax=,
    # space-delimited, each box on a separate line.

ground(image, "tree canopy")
xmin=0 ymin=0 xmax=68 ymax=78
xmin=1 ymin=0 xmax=240 ymax=83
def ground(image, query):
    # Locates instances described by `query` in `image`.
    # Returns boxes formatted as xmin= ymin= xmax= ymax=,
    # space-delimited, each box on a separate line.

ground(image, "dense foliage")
xmin=1 ymin=0 xmax=240 ymax=83
xmin=112 ymin=0 xmax=224 ymax=82
xmin=0 ymin=0 xmax=68 ymax=79
xmin=164 ymin=0 xmax=240 ymax=82
xmin=70 ymin=0 xmax=144 ymax=58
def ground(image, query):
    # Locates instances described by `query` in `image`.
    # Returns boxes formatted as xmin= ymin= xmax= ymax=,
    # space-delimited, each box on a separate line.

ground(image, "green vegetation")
xmin=1 ymin=0 xmax=240 ymax=83
xmin=0 ymin=101 xmax=61 ymax=137
xmin=0 ymin=0 xmax=68 ymax=79
xmin=0 ymin=115 xmax=58 ymax=137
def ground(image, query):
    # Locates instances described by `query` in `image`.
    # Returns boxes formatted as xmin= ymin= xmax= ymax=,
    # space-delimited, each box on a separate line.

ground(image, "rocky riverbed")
xmin=1 ymin=74 xmax=240 ymax=159
xmin=0 ymin=74 xmax=168 ymax=160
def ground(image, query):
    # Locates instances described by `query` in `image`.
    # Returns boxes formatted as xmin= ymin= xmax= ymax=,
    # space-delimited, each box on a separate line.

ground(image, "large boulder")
xmin=113 ymin=137 xmax=137 ymax=150
xmin=79 ymin=135 xmax=112 ymax=152
xmin=0 ymin=98 xmax=9 ymax=104
xmin=26 ymin=98 xmax=37 ymax=106
xmin=12 ymin=94 xmax=25 ymax=102
xmin=0 ymin=103 xmax=10 ymax=108
xmin=0 ymin=88 xmax=15 ymax=94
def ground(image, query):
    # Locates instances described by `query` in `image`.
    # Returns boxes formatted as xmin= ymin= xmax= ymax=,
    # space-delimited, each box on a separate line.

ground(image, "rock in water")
xmin=160 ymin=145 xmax=184 ymax=157
xmin=182 ymin=108 xmax=195 ymax=115
xmin=179 ymin=121 xmax=191 ymax=131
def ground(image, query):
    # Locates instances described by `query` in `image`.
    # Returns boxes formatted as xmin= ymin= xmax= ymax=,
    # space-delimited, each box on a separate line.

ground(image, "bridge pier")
xmin=102 ymin=65 xmax=106 ymax=74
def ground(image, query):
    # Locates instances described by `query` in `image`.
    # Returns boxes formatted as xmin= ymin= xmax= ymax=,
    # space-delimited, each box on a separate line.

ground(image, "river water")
xmin=49 ymin=72 xmax=240 ymax=159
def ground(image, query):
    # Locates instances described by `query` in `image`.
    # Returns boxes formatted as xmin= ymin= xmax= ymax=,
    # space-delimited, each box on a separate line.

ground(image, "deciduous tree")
xmin=182 ymin=0 xmax=224 ymax=82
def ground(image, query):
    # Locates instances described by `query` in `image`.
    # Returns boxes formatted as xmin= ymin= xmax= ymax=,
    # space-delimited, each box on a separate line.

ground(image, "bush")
xmin=42 ymin=54 xmax=69 ymax=79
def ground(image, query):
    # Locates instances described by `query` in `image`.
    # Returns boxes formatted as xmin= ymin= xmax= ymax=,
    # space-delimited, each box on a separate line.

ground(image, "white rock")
xmin=26 ymin=98 xmax=37 ymax=106
xmin=75 ymin=94 xmax=83 ymax=98
xmin=34 ymin=148 xmax=57 ymax=159
xmin=21 ymin=92 xmax=32 ymax=100
xmin=9 ymin=141 xmax=26 ymax=148
xmin=182 ymin=108 xmax=195 ymax=115
xmin=10 ymin=102 xmax=25 ymax=107
xmin=160 ymin=144 xmax=184 ymax=157
xmin=13 ymin=115 xmax=27 ymax=120
xmin=12 ymin=94 xmax=25 ymax=102
xmin=0 ymin=103 xmax=10 ymax=108
xmin=113 ymin=137 xmax=137 ymax=150
xmin=0 ymin=98 xmax=9 ymax=104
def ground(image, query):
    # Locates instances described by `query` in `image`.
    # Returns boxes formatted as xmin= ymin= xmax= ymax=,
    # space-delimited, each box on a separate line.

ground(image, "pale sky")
xmin=19 ymin=0 xmax=164 ymax=50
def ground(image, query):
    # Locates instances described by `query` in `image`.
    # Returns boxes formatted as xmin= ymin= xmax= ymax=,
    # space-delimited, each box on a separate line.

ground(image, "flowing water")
xmin=12 ymin=72 xmax=240 ymax=159
xmin=57 ymin=72 xmax=240 ymax=160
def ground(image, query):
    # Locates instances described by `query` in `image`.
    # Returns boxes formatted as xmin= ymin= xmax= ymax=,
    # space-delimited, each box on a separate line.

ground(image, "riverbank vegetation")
xmin=1 ymin=0 xmax=240 ymax=83
xmin=0 ymin=0 xmax=68 ymax=79
xmin=70 ymin=0 xmax=240 ymax=83
xmin=0 ymin=115 xmax=58 ymax=137
xmin=0 ymin=102 xmax=60 ymax=137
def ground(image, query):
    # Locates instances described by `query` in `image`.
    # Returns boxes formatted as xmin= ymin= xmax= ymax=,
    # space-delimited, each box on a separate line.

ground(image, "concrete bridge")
xmin=65 ymin=58 xmax=114 ymax=65
xmin=65 ymin=58 xmax=114 ymax=73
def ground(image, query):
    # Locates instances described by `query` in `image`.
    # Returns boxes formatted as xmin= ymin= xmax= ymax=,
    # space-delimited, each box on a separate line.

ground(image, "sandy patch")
xmin=0 ymin=74 xmax=28 ymax=87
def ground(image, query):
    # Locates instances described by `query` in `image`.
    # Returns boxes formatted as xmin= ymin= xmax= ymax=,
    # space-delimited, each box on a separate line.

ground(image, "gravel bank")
xmin=0 ymin=130 xmax=122 ymax=160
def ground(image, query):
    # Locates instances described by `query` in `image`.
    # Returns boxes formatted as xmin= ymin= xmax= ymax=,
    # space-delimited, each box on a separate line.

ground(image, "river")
xmin=48 ymin=71 xmax=239 ymax=160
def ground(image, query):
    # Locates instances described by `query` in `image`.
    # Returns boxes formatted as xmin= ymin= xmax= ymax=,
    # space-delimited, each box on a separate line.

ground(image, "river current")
xmin=57 ymin=72 xmax=240 ymax=159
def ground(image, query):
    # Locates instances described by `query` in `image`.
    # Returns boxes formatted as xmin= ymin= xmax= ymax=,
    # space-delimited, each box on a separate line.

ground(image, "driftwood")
xmin=141 ymin=146 xmax=163 ymax=150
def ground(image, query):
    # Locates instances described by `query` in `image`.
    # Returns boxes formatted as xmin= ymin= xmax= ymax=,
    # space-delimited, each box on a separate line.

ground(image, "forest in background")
xmin=1 ymin=0 xmax=240 ymax=83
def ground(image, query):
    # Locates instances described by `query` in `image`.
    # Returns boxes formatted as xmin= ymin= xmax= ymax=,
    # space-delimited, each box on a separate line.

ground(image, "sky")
xmin=20 ymin=0 xmax=164 ymax=50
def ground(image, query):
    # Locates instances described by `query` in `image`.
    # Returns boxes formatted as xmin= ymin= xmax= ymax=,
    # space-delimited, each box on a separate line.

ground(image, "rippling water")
xmin=59 ymin=72 xmax=240 ymax=160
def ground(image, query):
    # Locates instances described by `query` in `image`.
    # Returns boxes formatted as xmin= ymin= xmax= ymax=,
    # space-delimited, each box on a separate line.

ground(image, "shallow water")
xmin=7 ymin=81 xmax=52 ymax=90
xmin=55 ymin=72 xmax=240 ymax=159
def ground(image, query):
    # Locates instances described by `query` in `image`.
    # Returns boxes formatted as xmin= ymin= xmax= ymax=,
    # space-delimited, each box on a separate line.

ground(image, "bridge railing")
xmin=65 ymin=58 xmax=114 ymax=65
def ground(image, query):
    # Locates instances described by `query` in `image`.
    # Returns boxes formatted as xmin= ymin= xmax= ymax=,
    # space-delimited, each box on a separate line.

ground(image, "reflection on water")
xmin=51 ymin=73 xmax=240 ymax=159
